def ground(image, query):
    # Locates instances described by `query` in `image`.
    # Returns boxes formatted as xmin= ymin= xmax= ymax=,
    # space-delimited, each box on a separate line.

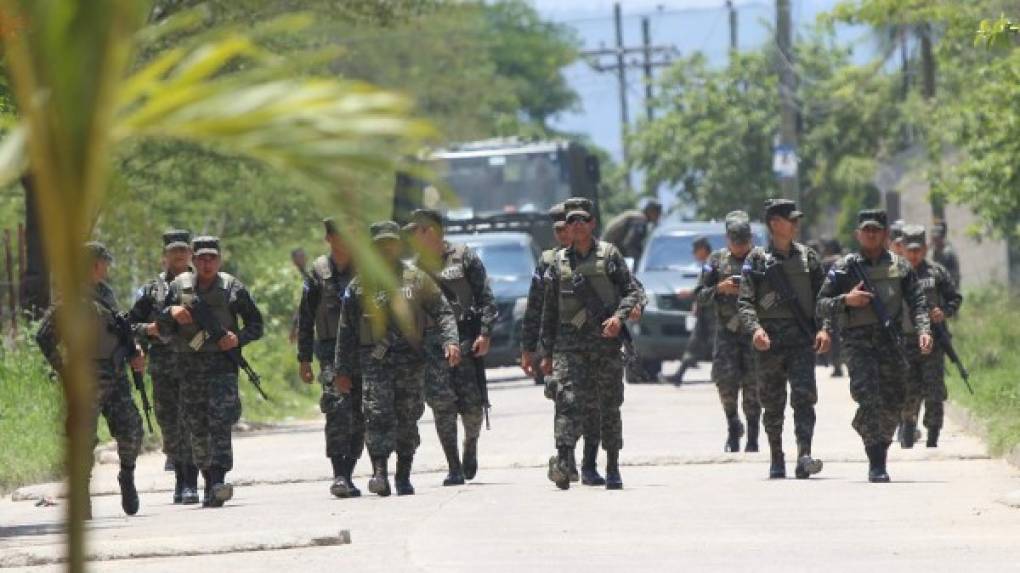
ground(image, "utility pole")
xmin=775 ymin=0 xmax=800 ymax=203
xmin=727 ymin=0 xmax=738 ymax=54
xmin=642 ymin=16 xmax=654 ymax=122
xmin=581 ymin=3 xmax=676 ymax=192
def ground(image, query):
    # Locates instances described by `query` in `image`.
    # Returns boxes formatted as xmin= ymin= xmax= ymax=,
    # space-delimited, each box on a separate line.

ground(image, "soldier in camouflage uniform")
xmin=297 ymin=218 xmax=364 ymax=498
xmin=158 ymin=236 xmax=264 ymax=507
xmin=404 ymin=209 xmax=497 ymax=486
xmin=127 ymin=229 xmax=198 ymax=505
xmin=335 ymin=221 xmax=460 ymax=497
xmin=695 ymin=211 xmax=761 ymax=453
xmin=671 ymin=236 xmax=716 ymax=384
xmin=899 ymin=225 xmax=962 ymax=448
xmin=540 ymin=197 xmax=643 ymax=491
xmin=36 ymin=242 xmax=144 ymax=518
xmin=930 ymin=221 xmax=961 ymax=287
xmin=738 ymin=199 xmax=831 ymax=480
xmin=818 ymin=210 xmax=932 ymax=482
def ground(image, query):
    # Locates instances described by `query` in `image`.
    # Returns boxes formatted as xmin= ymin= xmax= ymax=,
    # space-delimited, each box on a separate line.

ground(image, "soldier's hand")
xmin=930 ymin=307 xmax=945 ymax=324
xmin=919 ymin=333 xmax=934 ymax=355
xmin=844 ymin=282 xmax=874 ymax=308
xmin=814 ymin=330 xmax=831 ymax=355
xmin=129 ymin=349 xmax=145 ymax=373
xmin=445 ymin=343 xmax=462 ymax=367
xmin=540 ymin=356 xmax=553 ymax=376
xmin=299 ymin=361 xmax=314 ymax=384
xmin=145 ymin=322 xmax=160 ymax=338
xmin=601 ymin=316 xmax=622 ymax=338
xmin=334 ymin=375 xmax=353 ymax=394
xmin=521 ymin=351 xmax=535 ymax=376
xmin=170 ymin=305 xmax=193 ymax=325
xmin=717 ymin=278 xmax=740 ymax=296
xmin=472 ymin=334 xmax=491 ymax=357
xmin=628 ymin=305 xmax=643 ymax=322
xmin=752 ymin=327 xmax=771 ymax=351
xmin=217 ymin=331 xmax=239 ymax=351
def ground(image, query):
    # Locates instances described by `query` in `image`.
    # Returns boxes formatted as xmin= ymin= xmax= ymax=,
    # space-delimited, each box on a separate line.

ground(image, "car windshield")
xmin=430 ymin=151 xmax=571 ymax=217
xmin=461 ymin=241 xmax=535 ymax=279
xmin=640 ymin=232 xmax=728 ymax=272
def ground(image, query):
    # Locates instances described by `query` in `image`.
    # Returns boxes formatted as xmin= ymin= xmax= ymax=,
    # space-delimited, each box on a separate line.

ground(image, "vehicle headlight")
xmin=512 ymin=296 xmax=529 ymax=320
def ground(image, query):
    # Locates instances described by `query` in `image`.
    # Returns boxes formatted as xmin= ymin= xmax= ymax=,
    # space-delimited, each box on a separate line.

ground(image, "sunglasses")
xmin=567 ymin=214 xmax=592 ymax=224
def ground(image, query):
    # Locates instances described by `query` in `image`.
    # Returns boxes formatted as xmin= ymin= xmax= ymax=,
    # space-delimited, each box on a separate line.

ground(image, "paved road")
xmin=2 ymin=364 xmax=1019 ymax=572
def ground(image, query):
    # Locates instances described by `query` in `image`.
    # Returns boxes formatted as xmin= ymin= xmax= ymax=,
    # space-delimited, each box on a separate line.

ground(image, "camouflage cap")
xmin=890 ymin=219 xmax=906 ymax=240
xmin=857 ymin=209 xmax=888 ymax=230
xmin=902 ymin=224 xmax=926 ymax=250
xmin=85 ymin=241 xmax=113 ymax=262
xmin=370 ymin=220 xmax=402 ymax=242
xmin=192 ymin=235 xmax=221 ymax=256
xmin=162 ymin=229 xmax=191 ymax=250
xmin=402 ymin=208 xmax=444 ymax=232
xmin=724 ymin=210 xmax=752 ymax=242
xmin=563 ymin=196 xmax=593 ymax=220
xmin=763 ymin=198 xmax=803 ymax=221
xmin=548 ymin=203 xmax=567 ymax=227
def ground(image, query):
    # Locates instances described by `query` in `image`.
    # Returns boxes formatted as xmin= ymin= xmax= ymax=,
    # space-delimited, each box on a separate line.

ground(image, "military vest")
xmin=846 ymin=254 xmax=905 ymax=329
xmin=434 ymin=243 xmax=474 ymax=321
xmin=713 ymin=249 xmax=745 ymax=332
xmin=556 ymin=241 xmax=619 ymax=327
xmin=92 ymin=285 xmax=121 ymax=361
xmin=358 ymin=266 xmax=426 ymax=347
xmin=312 ymin=255 xmax=350 ymax=342
xmin=175 ymin=272 xmax=238 ymax=352
xmin=754 ymin=245 xmax=815 ymax=320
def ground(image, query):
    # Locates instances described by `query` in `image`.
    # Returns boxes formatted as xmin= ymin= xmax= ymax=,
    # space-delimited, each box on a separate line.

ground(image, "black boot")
xmin=207 ymin=467 xmax=233 ymax=507
xmin=768 ymin=436 xmax=785 ymax=479
xmin=547 ymin=447 xmax=571 ymax=490
xmin=567 ymin=449 xmax=579 ymax=482
xmin=745 ymin=416 xmax=760 ymax=453
xmin=395 ymin=455 xmax=415 ymax=496
xmin=926 ymin=428 xmax=940 ymax=448
xmin=725 ymin=416 xmax=745 ymax=453
xmin=604 ymin=450 xmax=623 ymax=490
xmin=173 ymin=463 xmax=184 ymax=504
xmin=118 ymin=465 xmax=139 ymax=516
xmin=866 ymin=443 xmax=891 ymax=483
xmin=441 ymin=439 xmax=465 ymax=486
xmin=368 ymin=457 xmax=391 ymax=497
xmin=900 ymin=422 xmax=916 ymax=449
xmin=795 ymin=443 xmax=823 ymax=479
xmin=462 ymin=437 xmax=478 ymax=480
xmin=181 ymin=464 xmax=200 ymax=505
xmin=581 ymin=440 xmax=606 ymax=486
xmin=344 ymin=456 xmax=362 ymax=497
xmin=330 ymin=456 xmax=355 ymax=498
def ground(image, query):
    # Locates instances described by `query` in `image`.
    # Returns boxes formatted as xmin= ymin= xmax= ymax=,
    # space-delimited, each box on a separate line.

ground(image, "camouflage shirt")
xmin=540 ymin=238 xmax=643 ymax=355
xmin=126 ymin=270 xmax=184 ymax=352
xmin=416 ymin=241 xmax=497 ymax=337
xmin=737 ymin=241 xmax=831 ymax=336
xmin=157 ymin=272 xmax=264 ymax=351
xmin=521 ymin=247 xmax=559 ymax=353
xmin=296 ymin=254 xmax=354 ymax=363
xmin=695 ymin=247 xmax=749 ymax=334
xmin=932 ymin=243 xmax=961 ymax=287
xmin=36 ymin=282 xmax=123 ymax=373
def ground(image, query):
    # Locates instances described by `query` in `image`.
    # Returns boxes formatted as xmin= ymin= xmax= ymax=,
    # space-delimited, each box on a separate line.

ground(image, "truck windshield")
xmin=429 ymin=151 xmax=571 ymax=218
xmin=462 ymin=241 xmax=535 ymax=280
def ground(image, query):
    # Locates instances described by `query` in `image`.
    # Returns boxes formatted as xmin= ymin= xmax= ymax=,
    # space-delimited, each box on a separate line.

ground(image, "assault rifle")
xmin=460 ymin=308 xmax=491 ymax=430
xmin=188 ymin=296 xmax=269 ymax=401
xmin=569 ymin=271 xmax=649 ymax=383
xmin=844 ymin=256 xmax=910 ymax=368
xmin=758 ymin=257 xmax=816 ymax=339
xmin=106 ymin=310 xmax=154 ymax=433
xmin=932 ymin=322 xmax=974 ymax=395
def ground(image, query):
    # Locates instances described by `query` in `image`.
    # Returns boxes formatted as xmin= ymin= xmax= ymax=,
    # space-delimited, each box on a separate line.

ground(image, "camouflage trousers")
xmin=92 ymin=362 xmax=143 ymax=469
xmin=179 ymin=353 xmax=241 ymax=471
xmin=316 ymin=340 xmax=365 ymax=461
xmin=754 ymin=320 xmax=817 ymax=449
xmin=149 ymin=349 xmax=192 ymax=465
xmin=682 ymin=306 xmax=716 ymax=363
xmin=424 ymin=340 xmax=483 ymax=447
xmin=712 ymin=328 xmax=760 ymax=423
xmin=901 ymin=335 xmax=946 ymax=432
xmin=553 ymin=346 xmax=624 ymax=451
xmin=360 ymin=347 xmax=426 ymax=460
xmin=843 ymin=326 xmax=907 ymax=447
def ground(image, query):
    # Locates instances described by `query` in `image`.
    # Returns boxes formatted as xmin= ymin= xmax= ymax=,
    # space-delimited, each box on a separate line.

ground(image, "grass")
xmin=0 ymin=327 xmax=319 ymax=494
xmin=948 ymin=287 xmax=1020 ymax=455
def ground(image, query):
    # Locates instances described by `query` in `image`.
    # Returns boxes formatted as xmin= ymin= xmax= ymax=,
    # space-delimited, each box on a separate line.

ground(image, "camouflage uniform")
xmin=900 ymin=258 xmax=961 ymax=445
xmin=541 ymin=228 xmax=642 ymax=489
xmin=36 ymin=278 xmax=144 ymax=515
xmin=158 ymin=250 xmax=263 ymax=505
xmin=417 ymin=241 xmax=496 ymax=481
xmin=297 ymin=253 xmax=365 ymax=488
xmin=696 ymin=243 xmax=760 ymax=451
xmin=335 ymin=244 xmax=458 ymax=496
xmin=601 ymin=209 xmax=651 ymax=260
xmin=738 ymin=227 xmax=829 ymax=478
xmin=523 ymin=247 xmax=560 ymax=397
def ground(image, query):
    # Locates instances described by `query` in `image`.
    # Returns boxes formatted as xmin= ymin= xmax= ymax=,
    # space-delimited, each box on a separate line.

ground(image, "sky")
xmin=527 ymin=0 xmax=869 ymax=201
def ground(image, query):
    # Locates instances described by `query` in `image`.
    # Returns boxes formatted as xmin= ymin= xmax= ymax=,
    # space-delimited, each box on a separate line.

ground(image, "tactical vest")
xmin=902 ymin=263 xmax=939 ymax=334
xmin=312 ymin=255 xmax=349 ymax=342
xmin=358 ymin=266 xmax=425 ymax=346
xmin=92 ymin=287 xmax=121 ymax=361
xmin=754 ymin=245 xmax=816 ymax=320
xmin=556 ymin=241 xmax=619 ymax=327
xmin=175 ymin=272 xmax=238 ymax=352
xmin=434 ymin=243 xmax=474 ymax=321
xmin=713 ymin=249 xmax=745 ymax=332
xmin=846 ymin=255 xmax=905 ymax=329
